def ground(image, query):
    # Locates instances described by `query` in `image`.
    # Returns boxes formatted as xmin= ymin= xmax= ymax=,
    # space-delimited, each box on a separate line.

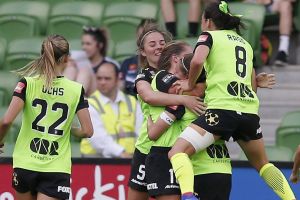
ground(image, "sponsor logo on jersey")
xmin=198 ymin=35 xmax=208 ymax=42
xmin=57 ymin=186 xmax=71 ymax=193
xmin=14 ymin=82 xmax=25 ymax=94
xmin=257 ymin=127 xmax=262 ymax=135
xmin=147 ymin=183 xmax=158 ymax=190
xmin=12 ymin=172 xmax=18 ymax=186
xmin=162 ymin=74 xmax=175 ymax=83
xmin=165 ymin=184 xmax=180 ymax=189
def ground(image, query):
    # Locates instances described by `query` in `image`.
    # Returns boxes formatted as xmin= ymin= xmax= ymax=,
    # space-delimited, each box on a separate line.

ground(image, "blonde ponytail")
xmin=15 ymin=35 xmax=69 ymax=89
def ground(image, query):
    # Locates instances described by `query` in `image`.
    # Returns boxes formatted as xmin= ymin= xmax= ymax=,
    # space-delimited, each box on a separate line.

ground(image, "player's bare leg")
xmin=127 ymin=187 xmax=148 ymax=200
xmin=238 ymin=139 xmax=296 ymax=200
xmin=15 ymin=191 xmax=36 ymax=200
xmin=156 ymin=194 xmax=180 ymax=200
xmin=37 ymin=192 xmax=59 ymax=200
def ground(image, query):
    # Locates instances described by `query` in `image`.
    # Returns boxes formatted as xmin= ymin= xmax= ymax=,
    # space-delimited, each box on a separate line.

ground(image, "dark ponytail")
xmin=83 ymin=26 xmax=108 ymax=57
xmin=204 ymin=1 xmax=244 ymax=35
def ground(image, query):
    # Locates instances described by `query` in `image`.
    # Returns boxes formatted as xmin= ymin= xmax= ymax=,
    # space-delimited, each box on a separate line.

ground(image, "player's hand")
xmin=173 ymin=80 xmax=193 ymax=94
xmin=256 ymin=72 xmax=275 ymax=89
xmin=290 ymin=169 xmax=300 ymax=184
xmin=182 ymin=96 xmax=206 ymax=116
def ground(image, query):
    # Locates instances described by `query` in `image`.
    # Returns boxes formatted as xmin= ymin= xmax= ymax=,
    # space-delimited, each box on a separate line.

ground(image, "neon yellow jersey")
xmin=148 ymin=71 xmax=182 ymax=147
xmin=134 ymin=67 xmax=157 ymax=154
xmin=13 ymin=76 xmax=84 ymax=174
xmin=202 ymin=30 xmax=259 ymax=114
xmin=180 ymin=110 xmax=232 ymax=175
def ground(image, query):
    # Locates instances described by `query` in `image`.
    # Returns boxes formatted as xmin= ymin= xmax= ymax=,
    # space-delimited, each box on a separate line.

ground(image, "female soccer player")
xmin=0 ymin=35 xmax=93 ymax=200
xmin=127 ymin=24 xmax=205 ymax=200
xmin=147 ymin=50 xmax=276 ymax=200
xmin=145 ymin=43 xmax=231 ymax=200
xmin=168 ymin=2 xmax=295 ymax=200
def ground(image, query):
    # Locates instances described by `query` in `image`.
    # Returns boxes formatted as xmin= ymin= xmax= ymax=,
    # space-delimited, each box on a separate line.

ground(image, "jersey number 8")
xmin=235 ymin=46 xmax=247 ymax=78
xmin=32 ymin=98 xmax=69 ymax=135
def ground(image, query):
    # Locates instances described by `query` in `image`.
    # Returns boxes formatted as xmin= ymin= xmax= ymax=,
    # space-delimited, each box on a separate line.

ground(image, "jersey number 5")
xmin=235 ymin=46 xmax=247 ymax=78
xmin=32 ymin=98 xmax=69 ymax=135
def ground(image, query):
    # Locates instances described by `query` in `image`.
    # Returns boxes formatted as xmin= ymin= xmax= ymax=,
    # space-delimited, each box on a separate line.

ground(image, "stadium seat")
xmin=5 ymin=37 xmax=43 ymax=71
xmin=69 ymin=39 xmax=82 ymax=51
xmin=278 ymin=111 xmax=300 ymax=128
xmin=276 ymin=128 xmax=300 ymax=153
xmin=0 ymin=71 xmax=19 ymax=105
xmin=275 ymin=111 xmax=300 ymax=152
xmin=102 ymin=1 xmax=158 ymax=43
xmin=0 ymin=37 xmax=7 ymax=69
xmin=182 ymin=37 xmax=198 ymax=48
xmin=239 ymin=146 xmax=294 ymax=162
xmin=229 ymin=2 xmax=265 ymax=67
xmin=0 ymin=90 xmax=6 ymax=107
xmin=113 ymin=39 xmax=137 ymax=63
xmin=0 ymin=1 xmax=50 ymax=41
xmin=0 ymin=71 xmax=19 ymax=96
xmin=47 ymin=1 xmax=104 ymax=40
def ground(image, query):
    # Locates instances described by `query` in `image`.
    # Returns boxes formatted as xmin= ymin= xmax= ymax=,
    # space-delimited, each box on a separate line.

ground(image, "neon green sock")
xmin=170 ymin=153 xmax=194 ymax=194
xmin=260 ymin=163 xmax=295 ymax=200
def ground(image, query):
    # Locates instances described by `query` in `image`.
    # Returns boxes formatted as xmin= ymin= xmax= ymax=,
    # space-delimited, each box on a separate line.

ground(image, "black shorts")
xmin=145 ymin=146 xmax=180 ymax=197
xmin=12 ymin=168 xmax=70 ymax=200
xmin=192 ymin=109 xmax=263 ymax=141
xmin=194 ymin=173 xmax=232 ymax=200
xmin=128 ymin=148 xmax=148 ymax=192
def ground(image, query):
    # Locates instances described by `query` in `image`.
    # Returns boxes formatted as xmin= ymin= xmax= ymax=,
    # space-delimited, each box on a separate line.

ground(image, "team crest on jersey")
xmin=205 ymin=111 xmax=219 ymax=126
xmin=14 ymin=82 xmax=25 ymax=94
xmin=198 ymin=35 xmax=208 ymax=42
xmin=162 ymin=74 xmax=174 ymax=83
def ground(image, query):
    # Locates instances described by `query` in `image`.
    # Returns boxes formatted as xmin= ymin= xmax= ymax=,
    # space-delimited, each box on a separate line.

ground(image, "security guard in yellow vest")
xmin=80 ymin=62 xmax=142 ymax=157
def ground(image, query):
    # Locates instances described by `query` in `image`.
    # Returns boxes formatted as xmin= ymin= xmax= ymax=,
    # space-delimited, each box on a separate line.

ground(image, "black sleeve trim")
xmin=194 ymin=32 xmax=213 ymax=52
xmin=196 ymin=69 xmax=206 ymax=83
xmin=156 ymin=71 xmax=179 ymax=93
xmin=135 ymin=68 xmax=152 ymax=84
xmin=134 ymin=68 xmax=155 ymax=92
xmin=76 ymin=87 xmax=89 ymax=113
xmin=13 ymin=78 xmax=27 ymax=102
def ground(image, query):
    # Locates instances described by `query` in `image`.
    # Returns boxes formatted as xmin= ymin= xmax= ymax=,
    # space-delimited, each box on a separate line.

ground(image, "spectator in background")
xmin=245 ymin=0 xmax=294 ymax=66
xmin=80 ymin=61 xmax=142 ymax=158
xmin=120 ymin=19 xmax=157 ymax=97
xmin=290 ymin=145 xmax=300 ymax=183
xmin=64 ymin=27 xmax=120 ymax=96
xmin=161 ymin=0 xmax=201 ymax=38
